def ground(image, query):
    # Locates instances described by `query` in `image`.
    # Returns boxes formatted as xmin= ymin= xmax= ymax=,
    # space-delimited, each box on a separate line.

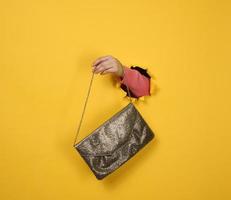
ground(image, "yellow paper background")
xmin=0 ymin=0 xmax=230 ymax=199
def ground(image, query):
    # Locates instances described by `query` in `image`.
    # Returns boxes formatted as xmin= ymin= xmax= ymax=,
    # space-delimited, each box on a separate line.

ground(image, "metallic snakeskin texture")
xmin=75 ymin=103 xmax=155 ymax=180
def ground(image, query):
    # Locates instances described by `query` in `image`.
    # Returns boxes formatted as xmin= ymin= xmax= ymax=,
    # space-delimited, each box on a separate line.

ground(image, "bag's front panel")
xmin=75 ymin=104 xmax=155 ymax=180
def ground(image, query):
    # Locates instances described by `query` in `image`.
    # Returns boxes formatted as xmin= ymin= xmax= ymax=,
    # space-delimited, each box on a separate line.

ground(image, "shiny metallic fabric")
xmin=74 ymin=103 xmax=155 ymax=180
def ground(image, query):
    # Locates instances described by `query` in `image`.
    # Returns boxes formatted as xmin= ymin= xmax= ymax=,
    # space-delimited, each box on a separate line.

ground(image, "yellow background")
xmin=0 ymin=0 xmax=231 ymax=199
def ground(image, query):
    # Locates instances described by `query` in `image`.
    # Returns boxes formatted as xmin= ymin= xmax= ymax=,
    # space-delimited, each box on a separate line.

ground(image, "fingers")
xmin=93 ymin=62 xmax=112 ymax=74
xmin=93 ymin=57 xmax=114 ymax=73
xmin=91 ymin=55 xmax=119 ymax=76
xmin=92 ymin=55 xmax=111 ymax=67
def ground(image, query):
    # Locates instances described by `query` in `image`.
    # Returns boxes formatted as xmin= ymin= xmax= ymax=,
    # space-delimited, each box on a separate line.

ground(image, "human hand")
xmin=92 ymin=55 xmax=124 ymax=77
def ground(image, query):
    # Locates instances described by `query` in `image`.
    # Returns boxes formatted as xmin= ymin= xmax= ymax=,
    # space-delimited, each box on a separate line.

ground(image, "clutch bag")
xmin=73 ymin=72 xmax=155 ymax=180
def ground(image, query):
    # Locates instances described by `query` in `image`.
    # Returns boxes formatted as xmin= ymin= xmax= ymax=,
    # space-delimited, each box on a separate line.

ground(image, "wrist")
xmin=117 ymin=65 xmax=125 ymax=78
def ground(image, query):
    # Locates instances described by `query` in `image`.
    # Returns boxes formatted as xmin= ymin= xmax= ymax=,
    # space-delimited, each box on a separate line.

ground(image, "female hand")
xmin=92 ymin=55 xmax=124 ymax=77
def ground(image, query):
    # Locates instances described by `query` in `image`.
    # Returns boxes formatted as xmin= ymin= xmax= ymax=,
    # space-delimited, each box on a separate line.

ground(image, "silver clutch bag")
xmin=73 ymin=73 xmax=155 ymax=180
